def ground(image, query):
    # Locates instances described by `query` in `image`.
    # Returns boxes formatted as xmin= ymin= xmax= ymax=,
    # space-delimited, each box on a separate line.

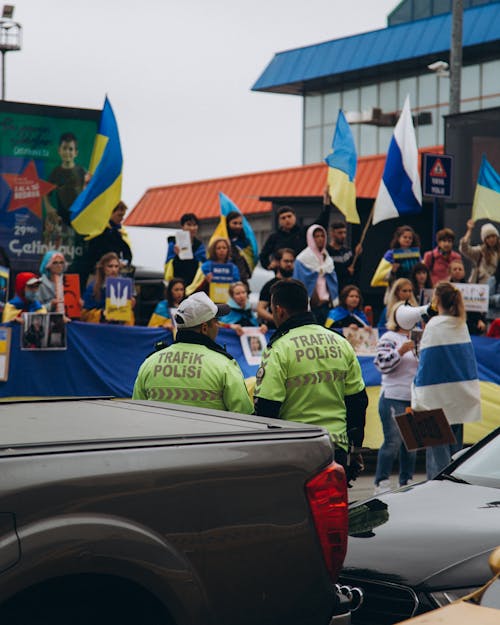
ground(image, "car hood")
xmin=342 ymin=479 xmax=500 ymax=589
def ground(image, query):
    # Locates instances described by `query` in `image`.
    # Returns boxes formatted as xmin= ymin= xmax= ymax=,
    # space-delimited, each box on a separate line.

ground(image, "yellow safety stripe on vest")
xmin=284 ymin=369 xmax=348 ymax=389
xmin=330 ymin=431 xmax=350 ymax=445
xmin=148 ymin=388 xmax=223 ymax=402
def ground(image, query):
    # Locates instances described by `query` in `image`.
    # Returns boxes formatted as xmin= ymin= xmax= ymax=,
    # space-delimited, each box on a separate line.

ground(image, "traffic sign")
xmin=423 ymin=153 xmax=453 ymax=199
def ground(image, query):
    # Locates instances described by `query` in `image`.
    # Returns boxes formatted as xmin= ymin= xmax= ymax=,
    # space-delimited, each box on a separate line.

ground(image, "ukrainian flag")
xmin=472 ymin=155 xmax=500 ymax=222
xmin=209 ymin=192 xmax=258 ymax=270
xmin=70 ymin=97 xmax=123 ymax=239
xmin=325 ymin=110 xmax=360 ymax=224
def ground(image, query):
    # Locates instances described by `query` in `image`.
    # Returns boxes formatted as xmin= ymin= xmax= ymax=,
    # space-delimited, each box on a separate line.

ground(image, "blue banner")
xmin=1 ymin=323 xmax=499 ymax=398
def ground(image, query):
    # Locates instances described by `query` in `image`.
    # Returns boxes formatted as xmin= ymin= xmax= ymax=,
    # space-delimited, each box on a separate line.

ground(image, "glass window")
xmin=379 ymin=81 xmax=397 ymax=113
xmin=414 ymin=0 xmax=431 ymax=19
xmin=360 ymin=124 xmax=377 ymax=156
xmin=399 ymin=77 xmax=418 ymax=108
xmin=379 ymin=127 xmax=393 ymax=154
xmin=481 ymin=60 xmax=500 ymax=97
xmin=341 ymin=88 xmax=360 ymax=114
xmin=324 ymin=92 xmax=341 ymax=125
xmin=436 ymin=102 xmax=448 ymax=144
xmin=418 ymin=117 xmax=437 ymax=148
xmin=322 ymin=124 xmax=335 ymax=160
xmin=462 ymin=64 xmax=480 ymax=101
xmin=304 ymin=94 xmax=322 ymax=128
xmin=360 ymin=84 xmax=378 ymax=111
xmin=418 ymin=73 xmax=437 ymax=107
xmin=434 ymin=0 xmax=452 ymax=14
xmin=303 ymin=126 xmax=322 ymax=164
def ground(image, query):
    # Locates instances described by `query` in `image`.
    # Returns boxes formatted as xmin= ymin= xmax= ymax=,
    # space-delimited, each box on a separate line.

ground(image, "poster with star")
xmin=0 ymin=101 xmax=100 ymax=274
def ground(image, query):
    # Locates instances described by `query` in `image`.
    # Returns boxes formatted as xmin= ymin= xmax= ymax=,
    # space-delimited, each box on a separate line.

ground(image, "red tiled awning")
xmin=125 ymin=147 xmax=442 ymax=226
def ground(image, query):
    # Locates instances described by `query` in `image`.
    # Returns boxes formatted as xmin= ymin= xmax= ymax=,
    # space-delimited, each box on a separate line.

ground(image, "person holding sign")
xmin=164 ymin=213 xmax=206 ymax=286
xmin=81 ymin=252 xmax=135 ymax=325
xmin=448 ymin=260 xmax=487 ymax=335
xmin=372 ymin=301 xmax=418 ymax=495
xmin=186 ymin=237 xmax=240 ymax=304
xmin=412 ymin=282 xmax=481 ymax=479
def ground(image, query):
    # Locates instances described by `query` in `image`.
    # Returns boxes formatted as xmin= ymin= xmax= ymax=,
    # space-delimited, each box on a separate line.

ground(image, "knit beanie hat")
xmin=480 ymin=223 xmax=499 ymax=242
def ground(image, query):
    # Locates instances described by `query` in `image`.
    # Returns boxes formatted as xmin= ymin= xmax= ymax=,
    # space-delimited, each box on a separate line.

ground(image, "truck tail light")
xmin=306 ymin=462 xmax=348 ymax=582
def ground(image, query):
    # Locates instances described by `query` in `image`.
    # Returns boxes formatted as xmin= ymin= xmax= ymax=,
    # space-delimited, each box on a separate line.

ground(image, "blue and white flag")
xmin=472 ymin=155 xmax=500 ymax=222
xmin=372 ymin=96 xmax=422 ymax=225
xmin=411 ymin=316 xmax=482 ymax=424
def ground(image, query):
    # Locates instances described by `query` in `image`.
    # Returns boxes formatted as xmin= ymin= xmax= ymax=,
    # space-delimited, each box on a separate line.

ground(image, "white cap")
xmin=26 ymin=277 xmax=42 ymax=286
xmin=175 ymin=292 xmax=230 ymax=328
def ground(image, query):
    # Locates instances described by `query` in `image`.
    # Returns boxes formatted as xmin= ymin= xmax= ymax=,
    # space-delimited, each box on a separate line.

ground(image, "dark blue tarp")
xmin=1 ymin=322 xmax=499 ymax=398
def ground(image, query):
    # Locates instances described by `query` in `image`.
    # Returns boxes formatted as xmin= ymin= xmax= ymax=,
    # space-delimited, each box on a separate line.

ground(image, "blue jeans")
xmin=426 ymin=424 xmax=464 ymax=479
xmin=375 ymin=394 xmax=417 ymax=486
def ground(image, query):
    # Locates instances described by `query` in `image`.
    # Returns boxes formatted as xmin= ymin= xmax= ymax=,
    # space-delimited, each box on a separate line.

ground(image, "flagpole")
xmin=348 ymin=205 xmax=374 ymax=272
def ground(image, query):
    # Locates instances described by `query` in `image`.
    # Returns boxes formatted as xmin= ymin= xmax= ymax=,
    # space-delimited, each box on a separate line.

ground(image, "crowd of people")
xmin=2 ymin=200 xmax=496 ymax=488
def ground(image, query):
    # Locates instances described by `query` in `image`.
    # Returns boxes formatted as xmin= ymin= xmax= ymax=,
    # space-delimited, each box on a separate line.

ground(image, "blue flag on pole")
xmin=472 ymin=155 xmax=500 ymax=222
xmin=209 ymin=192 xmax=258 ymax=270
xmin=373 ymin=96 xmax=422 ymax=224
xmin=70 ymin=97 xmax=123 ymax=238
xmin=324 ymin=110 xmax=359 ymax=224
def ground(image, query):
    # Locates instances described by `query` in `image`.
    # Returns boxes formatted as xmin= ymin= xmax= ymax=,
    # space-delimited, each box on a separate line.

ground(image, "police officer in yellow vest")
xmin=254 ymin=279 xmax=368 ymax=479
xmin=133 ymin=291 xmax=254 ymax=414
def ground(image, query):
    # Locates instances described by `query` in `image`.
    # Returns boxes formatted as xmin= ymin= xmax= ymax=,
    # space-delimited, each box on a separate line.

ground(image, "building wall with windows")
xmin=303 ymin=57 xmax=500 ymax=164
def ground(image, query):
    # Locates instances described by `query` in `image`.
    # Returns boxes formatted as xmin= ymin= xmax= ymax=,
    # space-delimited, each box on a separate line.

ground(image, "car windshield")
xmin=450 ymin=431 xmax=500 ymax=489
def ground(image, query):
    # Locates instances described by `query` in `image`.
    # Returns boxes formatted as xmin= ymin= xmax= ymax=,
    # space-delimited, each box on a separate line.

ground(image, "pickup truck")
xmin=0 ymin=398 xmax=359 ymax=625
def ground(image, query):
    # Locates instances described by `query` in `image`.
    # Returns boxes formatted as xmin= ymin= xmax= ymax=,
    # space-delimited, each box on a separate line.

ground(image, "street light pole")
xmin=449 ymin=0 xmax=463 ymax=115
xmin=0 ymin=5 xmax=22 ymax=100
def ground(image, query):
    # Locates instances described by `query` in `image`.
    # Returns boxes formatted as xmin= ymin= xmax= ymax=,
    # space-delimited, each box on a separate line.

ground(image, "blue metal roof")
xmin=252 ymin=2 xmax=500 ymax=94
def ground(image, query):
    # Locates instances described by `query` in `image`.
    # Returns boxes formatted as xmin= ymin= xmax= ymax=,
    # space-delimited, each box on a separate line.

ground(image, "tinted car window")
xmin=452 ymin=433 xmax=500 ymax=488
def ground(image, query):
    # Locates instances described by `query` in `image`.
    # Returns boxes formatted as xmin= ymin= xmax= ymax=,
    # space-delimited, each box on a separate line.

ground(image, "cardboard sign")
xmin=342 ymin=326 xmax=379 ymax=356
xmin=395 ymin=408 xmax=457 ymax=451
xmin=0 ymin=265 xmax=9 ymax=312
xmin=208 ymin=263 xmax=233 ymax=303
xmin=105 ymin=277 xmax=133 ymax=322
xmin=454 ymin=282 xmax=489 ymax=313
xmin=392 ymin=247 xmax=420 ymax=261
xmin=63 ymin=273 xmax=82 ymax=319
xmin=0 ymin=326 xmax=11 ymax=380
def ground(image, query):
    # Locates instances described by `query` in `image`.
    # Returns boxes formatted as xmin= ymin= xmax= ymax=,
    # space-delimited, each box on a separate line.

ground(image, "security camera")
xmin=427 ymin=60 xmax=449 ymax=72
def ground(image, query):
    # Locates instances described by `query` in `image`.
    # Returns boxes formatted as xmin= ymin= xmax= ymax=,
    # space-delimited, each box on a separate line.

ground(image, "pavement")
xmin=347 ymin=451 xmax=427 ymax=503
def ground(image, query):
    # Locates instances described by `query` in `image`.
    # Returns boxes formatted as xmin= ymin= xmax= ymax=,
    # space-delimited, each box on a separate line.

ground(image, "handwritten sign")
xmin=395 ymin=408 xmax=456 ymax=451
xmin=454 ymin=282 xmax=489 ymax=313
xmin=63 ymin=273 xmax=82 ymax=319
xmin=342 ymin=326 xmax=379 ymax=356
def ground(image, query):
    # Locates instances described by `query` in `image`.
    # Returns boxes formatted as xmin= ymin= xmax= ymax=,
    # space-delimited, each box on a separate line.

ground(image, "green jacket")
xmin=133 ymin=330 xmax=254 ymax=414
xmin=254 ymin=313 xmax=366 ymax=451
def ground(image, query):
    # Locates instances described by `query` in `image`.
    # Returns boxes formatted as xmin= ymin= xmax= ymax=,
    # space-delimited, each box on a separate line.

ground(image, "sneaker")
xmin=399 ymin=479 xmax=414 ymax=488
xmin=374 ymin=479 xmax=392 ymax=495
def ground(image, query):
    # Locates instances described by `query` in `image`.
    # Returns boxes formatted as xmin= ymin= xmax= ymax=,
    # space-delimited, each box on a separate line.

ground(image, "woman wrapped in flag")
xmin=411 ymin=281 xmax=482 ymax=479
xmin=293 ymin=224 xmax=338 ymax=326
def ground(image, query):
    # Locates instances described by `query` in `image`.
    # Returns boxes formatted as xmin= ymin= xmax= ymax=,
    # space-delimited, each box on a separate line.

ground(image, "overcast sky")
xmin=8 ymin=0 xmax=397 ymax=210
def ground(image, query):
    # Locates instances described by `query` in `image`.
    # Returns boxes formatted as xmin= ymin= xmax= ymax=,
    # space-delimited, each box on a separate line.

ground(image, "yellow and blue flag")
xmin=325 ymin=110 xmax=359 ymax=224
xmin=70 ymin=97 xmax=123 ymax=239
xmin=209 ymin=192 xmax=258 ymax=270
xmin=472 ymin=155 xmax=500 ymax=222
